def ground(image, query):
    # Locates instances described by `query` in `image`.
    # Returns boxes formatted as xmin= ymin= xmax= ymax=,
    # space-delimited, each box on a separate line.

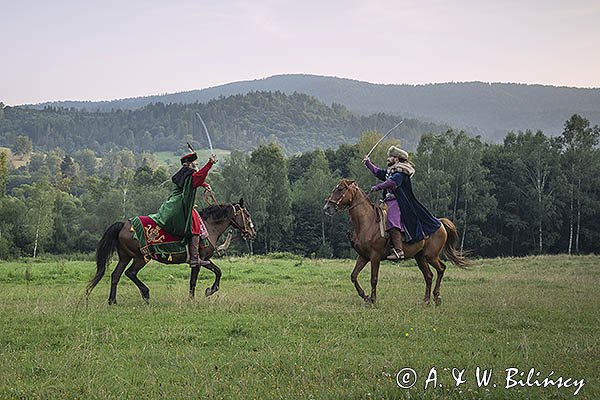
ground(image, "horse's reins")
xmin=198 ymin=187 xmax=220 ymax=254
xmin=201 ymin=204 xmax=252 ymax=256
xmin=326 ymin=183 xmax=372 ymax=211
xmin=203 ymin=187 xmax=219 ymax=206
xmin=199 ymin=181 xmax=252 ymax=242
xmin=228 ymin=204 xmax=253 ymax=238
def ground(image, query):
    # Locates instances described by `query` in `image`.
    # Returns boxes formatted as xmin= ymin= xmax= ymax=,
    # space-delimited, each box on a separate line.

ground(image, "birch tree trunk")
xmin=321 ymin=215 xmax=326 ymax=246
xmin=460 ymin=193 xmax=468 ymax=253
xmin=33 ymin=213 xmax=41 ymax=258
xmin=538 ymin=175 xmax=543 ymax=253
xmin=122 ymin=187 xmax=128 ymax=219
xmin=575 ymin=174 xmax=581 ymax=254
xmin=567 ymin=167 xmax=574 ymax=255
xmin=453 ymin=182 xmax=460 ymax=221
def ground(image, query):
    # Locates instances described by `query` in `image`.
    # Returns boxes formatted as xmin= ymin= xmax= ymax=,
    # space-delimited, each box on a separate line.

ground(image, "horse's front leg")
xmin=203 ymin=261 xmax=222 ymax=297
xmin=366 ymin=256 xmax=381 ymax=305
xmin=189 ymin=266 xmax=200 ymax=299
xmin=350 ymin=256 xmax=369 ymax=300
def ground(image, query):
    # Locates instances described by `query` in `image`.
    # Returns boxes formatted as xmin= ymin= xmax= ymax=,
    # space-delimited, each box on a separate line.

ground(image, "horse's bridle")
xmin=229 ymin=204 xmax=254 ymax=238
xmin=326 ymin=182 xmax=370 ymax=212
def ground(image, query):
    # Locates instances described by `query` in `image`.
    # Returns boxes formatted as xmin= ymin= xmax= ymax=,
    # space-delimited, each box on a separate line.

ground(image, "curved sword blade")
xmin=366 ymin=120 xmax=404 ymax=158
xmin=195 ymin=112 xmax=214 ymax=153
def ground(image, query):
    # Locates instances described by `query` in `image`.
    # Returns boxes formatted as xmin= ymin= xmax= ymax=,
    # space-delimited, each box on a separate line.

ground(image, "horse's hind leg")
xmin=428 ymin=257 xmax=447 ymax=306
xmin=415 ymin=253 xmax=433 ymax=305
xmin=350 ymin=256 xmax=369 ymax=301
xmin=109 ymin=251 xmax=132 ymax=305
xmin=124 ymin=258 xmax=151 ymax=304
xmin=202 ymin=262 xmax=222 ymax=297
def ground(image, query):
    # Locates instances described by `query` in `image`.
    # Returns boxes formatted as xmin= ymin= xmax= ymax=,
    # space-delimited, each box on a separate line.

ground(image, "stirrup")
xmin=387 ymin=248 xmax=405 ymax=261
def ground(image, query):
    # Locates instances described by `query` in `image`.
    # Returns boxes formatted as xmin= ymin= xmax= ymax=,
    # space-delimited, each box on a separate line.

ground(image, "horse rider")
xmin=150 ymin=149 xmax=217 ymax=267
xmin=363 ymin=145 xmax=441 ymax=260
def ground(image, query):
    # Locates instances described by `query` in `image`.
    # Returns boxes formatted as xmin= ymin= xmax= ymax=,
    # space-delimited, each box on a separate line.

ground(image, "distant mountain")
xmin=31 ymin=74 xmax=600 ymax=141
xmin=2 ymin=91 xmax=447 ymax=154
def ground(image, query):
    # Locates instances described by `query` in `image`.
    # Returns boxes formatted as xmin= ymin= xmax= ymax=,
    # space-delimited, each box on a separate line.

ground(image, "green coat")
xmin=149 ymin=171 xmax=197 ymax=239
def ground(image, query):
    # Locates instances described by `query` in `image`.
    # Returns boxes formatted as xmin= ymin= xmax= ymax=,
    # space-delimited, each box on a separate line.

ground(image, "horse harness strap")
xmin=228 ymin=204 xmax=251 ymax=237
xmin=376 ymin=203 xmax=388 ymax=238
xmin=326 ymin=182 xmax=370 ymax=211
xmin=203 ymin=187 xmax=219 ymax=206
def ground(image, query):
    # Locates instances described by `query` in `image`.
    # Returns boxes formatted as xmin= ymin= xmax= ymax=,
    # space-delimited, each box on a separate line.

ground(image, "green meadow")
xmin=155 ymin=149 xmax=231 ymax=167
xmin=0 ymin=255 xmax=598 ymax=399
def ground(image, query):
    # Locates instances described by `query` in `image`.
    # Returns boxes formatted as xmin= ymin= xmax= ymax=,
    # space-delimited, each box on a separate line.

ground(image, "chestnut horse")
xmin=87 ymin=200 xmax=256 ymax=304
xmin=323 ymin=179 xmax=467 ymax=305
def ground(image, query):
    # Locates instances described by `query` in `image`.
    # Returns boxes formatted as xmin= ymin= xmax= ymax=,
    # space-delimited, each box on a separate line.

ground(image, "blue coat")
xmin=375 ymin=168 xmax=441 ymax=243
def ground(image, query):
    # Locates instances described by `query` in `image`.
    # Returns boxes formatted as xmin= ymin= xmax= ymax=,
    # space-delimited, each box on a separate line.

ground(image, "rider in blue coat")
xmin=364 ymin=145 xmax=441 ymax=260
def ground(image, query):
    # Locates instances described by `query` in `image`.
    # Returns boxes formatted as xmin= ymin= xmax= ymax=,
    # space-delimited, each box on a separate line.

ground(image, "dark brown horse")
xmin=323 ymin=179 xmax=468 ymax=305
xmin=87 ymin=199 xmax=256 ymax=304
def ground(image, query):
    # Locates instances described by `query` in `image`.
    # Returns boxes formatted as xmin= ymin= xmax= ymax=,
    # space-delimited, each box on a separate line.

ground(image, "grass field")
xmin=0 ymin=255 xmax=598 ymax=399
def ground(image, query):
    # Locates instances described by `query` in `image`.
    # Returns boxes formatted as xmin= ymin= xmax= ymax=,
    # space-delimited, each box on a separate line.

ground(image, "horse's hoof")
xmin=143 ymin=297 xmax=150 ymax=304
xmin=422 ymin=299 xmax=431 ymax=306
xmin=108 ymin=299 xmax=116 ymax=305
xmin=434 ymin=297 xmax=442 ymax=306
xmin=205 ymin=287 xmax=218 ymax=297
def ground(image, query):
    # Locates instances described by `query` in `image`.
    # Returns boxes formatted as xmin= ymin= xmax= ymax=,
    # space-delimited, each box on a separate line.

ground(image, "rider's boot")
xmin=387 ymin=228 xmax=405 ymax=261
xmin=190 ymin=235 xmax=211 ymax=267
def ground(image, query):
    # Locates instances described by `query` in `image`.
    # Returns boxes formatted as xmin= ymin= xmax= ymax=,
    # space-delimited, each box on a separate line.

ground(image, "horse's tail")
xmin=440 ymin=218 xmax=470 ymax=268
xmin=87 ymin=221 xmax=124 ymax=295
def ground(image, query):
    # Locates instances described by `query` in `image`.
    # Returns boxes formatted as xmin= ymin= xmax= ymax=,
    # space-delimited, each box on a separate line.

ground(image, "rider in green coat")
xmin=149 ymin=150 xmax=217 ymax=267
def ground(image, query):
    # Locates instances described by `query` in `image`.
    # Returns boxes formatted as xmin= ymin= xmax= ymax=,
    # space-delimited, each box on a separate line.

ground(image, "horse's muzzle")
xmin=323 ymin=202 xmax=336 ymax=216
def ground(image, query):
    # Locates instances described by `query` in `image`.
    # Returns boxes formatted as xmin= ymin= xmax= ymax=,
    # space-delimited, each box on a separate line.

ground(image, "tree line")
xmin=0 ymin=92 xmax=446 ymax=156
xmin=31 ymin=75 xmax=600 ymax=143
xmin=0 ymin=114 xmax=598 ymax=259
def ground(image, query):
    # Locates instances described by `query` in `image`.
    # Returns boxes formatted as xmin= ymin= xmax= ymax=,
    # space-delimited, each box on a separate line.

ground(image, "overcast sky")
xmin=2 ymin=0 xmax=599 ymax=105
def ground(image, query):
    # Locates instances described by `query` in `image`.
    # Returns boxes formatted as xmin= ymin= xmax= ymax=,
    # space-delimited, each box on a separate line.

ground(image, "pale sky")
xmin=2 ymin=0 xmax=599 ymax=105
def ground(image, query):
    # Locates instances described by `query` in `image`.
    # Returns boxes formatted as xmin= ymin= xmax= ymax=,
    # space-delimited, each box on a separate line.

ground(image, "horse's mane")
xmin=200 ymin=204 xmax=231 ymax=222
xmin=343 ymin=180 xmax=374 ymax=209
xmin=357 ymin=185 xmax=372 ymax=201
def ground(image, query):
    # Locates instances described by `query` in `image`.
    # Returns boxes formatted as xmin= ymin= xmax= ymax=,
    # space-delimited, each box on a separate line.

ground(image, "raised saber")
xmin=195 ymin=112 xmax=213 ymax=153
xmin=365 ymin=120 xmax=404 ymax=158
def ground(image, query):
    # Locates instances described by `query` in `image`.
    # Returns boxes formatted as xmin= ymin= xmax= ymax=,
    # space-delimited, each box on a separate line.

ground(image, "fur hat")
xmin=387 ymin=145 xmax=409 ymax=160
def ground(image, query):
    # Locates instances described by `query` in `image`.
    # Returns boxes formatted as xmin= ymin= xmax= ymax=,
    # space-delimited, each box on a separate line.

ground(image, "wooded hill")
xmin=29 ymin=74 xmax=600 ymax=141
xmin=1 ymin=91 xmax=447 ymax=154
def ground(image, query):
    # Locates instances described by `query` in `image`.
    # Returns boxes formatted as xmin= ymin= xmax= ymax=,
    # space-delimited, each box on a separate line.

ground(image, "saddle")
xmin=375 ymin=201 xmax=388 ymax=239
xmin=375 ymin=201 xmax=412 ymax=243
xmin=130 ymin=216 xmax=189 ymax=263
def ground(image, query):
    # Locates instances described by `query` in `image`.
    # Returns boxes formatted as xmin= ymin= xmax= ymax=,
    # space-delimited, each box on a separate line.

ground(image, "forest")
xmin=29 ymin=74 xmax=600 ymax=141
xmin=0 ymin=91 xmax=446 ymax=155
xmin=1 ymin=109 xmax=598 ymax=260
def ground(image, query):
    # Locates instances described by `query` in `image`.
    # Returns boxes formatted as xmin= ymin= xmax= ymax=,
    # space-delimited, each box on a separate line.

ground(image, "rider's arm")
xmin=364 ymin=159 xmax=387 ymax=181
xmin=371 ymin=172 xmax=406 ymax=192
xmin=371 ymin=179 xmax=396 ymax=192
xmin=191 ymin=159 xmax=214 ymax=189
xmin=364 ymin=159 xmax=379 ymax=175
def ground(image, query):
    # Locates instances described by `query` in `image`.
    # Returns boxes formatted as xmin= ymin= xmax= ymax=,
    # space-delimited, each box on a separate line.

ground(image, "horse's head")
xmin=323 ymin=179 xmax=359 ymax=216
xmin=229 ymin=198 xmax=256 ymax=240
